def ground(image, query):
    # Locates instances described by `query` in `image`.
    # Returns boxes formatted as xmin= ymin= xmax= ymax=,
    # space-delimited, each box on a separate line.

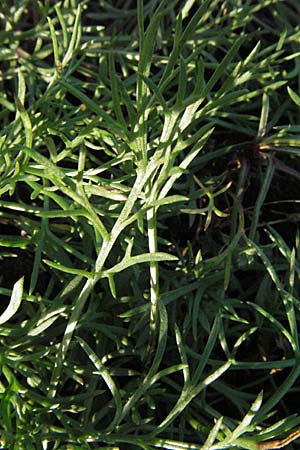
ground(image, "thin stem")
xmin=256 ymin=429 xmax=300 ymax=449
xmin=146 ymin=206 xmax=159 ymax=355
xmin=249 ymin=157 xmax=275 ymax=240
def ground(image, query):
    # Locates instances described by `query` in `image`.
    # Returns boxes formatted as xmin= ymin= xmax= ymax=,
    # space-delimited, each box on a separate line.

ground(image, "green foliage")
xmin=1 ymin=0 xmax=300 ymax=449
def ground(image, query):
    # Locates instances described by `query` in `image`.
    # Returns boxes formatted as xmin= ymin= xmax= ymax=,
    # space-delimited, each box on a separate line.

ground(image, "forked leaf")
xmin=103 ymin=252 xmax=178 ymax=276
xmin=76 ymin=337 xmax=122 ymax=431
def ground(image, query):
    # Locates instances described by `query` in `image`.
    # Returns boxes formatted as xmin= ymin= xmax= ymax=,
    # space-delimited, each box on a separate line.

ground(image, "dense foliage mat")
xmin=1 ymin=0 xmax=300 ymax=449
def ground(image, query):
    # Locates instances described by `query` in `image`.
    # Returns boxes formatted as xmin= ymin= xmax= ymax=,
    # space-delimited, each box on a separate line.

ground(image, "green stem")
xmin=146 ymin=206 xmax=159 ymax=354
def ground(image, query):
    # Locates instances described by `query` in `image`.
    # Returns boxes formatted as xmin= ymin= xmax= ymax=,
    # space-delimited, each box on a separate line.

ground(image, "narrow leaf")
xmin=0 ymin=277 xmax=24 ymax=325
xmin=287 ymin=86 xmax=300 ymax=107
